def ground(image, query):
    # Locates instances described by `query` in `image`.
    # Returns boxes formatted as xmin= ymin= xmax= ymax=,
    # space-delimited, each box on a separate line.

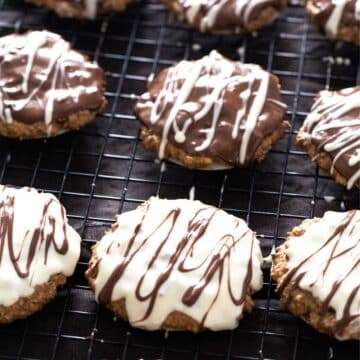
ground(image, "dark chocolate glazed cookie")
xmin=161 ymin=0 xmax=287 ymax=33
xmin=297 ymin=86 xmax=360 ymax=190
xmin=134 ymin=51 xmax=289 ymax=169
xmin=0 ymin=30 xmax=106 ymax=139
xmin=306 ymin=0 xmax=360 ymax=45
xmin=26 ymin=0 xmax=134 ymax=19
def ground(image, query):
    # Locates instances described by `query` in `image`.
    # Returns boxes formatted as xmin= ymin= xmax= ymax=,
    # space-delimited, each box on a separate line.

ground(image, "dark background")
xmin=0 ymin=0 xmax=359 ymax=359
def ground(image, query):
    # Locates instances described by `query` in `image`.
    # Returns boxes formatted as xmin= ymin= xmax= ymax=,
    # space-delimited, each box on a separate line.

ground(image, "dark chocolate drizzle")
xmin=0 ymin=186 xmax=69 ymax=280
xmin=97 ymin=201 xmax=259 ymax=328
xmin=279 ymin=210 xmax=360 ymax=336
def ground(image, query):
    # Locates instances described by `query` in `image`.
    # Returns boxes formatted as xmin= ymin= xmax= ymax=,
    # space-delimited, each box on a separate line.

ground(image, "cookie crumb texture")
xmin=161 ymin=0 xmax=287 ymax=33
xmin=297 ymin=86 xmax=360 ymax=190
xmin=272 ymin=211 xmax=360 ymax=340
xmin=26 ymin=0 xmax=134 ymax=18
xmin=0 ymin=30 xmax=106 ymax=139
xmin=86 ymin=197 xmax=263 ymax=332
xmin=134 ymin=51 xmax=288 ymax=169
xmin=306 ymin=0 xmax=360 ymax=45
xmin=0 ymin=186 xmax=81 ymax=323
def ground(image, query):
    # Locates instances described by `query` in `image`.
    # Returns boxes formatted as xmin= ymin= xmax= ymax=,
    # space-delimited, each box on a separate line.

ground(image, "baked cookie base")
xmin=271 ymin=219 xmax=360 ymax=340
xmin=161 ymin=0 xmax=287 ymax=33
xmin=305 ymin=0 xmax=360 ymax=46
xmin=296 ymin=127 xmax=358 ymax=189
xmin=26 ymin=0 xmax=132 ymax=18
xmin=0 ymin=99 xmax=106 ymax=140
xmin=0 ymin=273 xmax=66 ymax=323
xmin=85 ymin=239 xmax=255 ymax=332
xmin=140 ymin=119 xmax=289 ymax=169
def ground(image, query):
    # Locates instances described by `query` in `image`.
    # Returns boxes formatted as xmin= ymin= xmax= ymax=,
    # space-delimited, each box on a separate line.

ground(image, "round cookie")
xmin=306 ymin=0 xmax=360 ymax=45
xmin=134 ymin=51 xmax=289 ymax=169
xmin=296 ymin=86 xmax=360 ymax=190
xmin=25 ymin=0 xmax=134 ymax=19
xmin=85 ymin=197 xmax=263 ymax=332
xmin=0 ymin=185 xmax=81 ymax=323
xmin=160 ymin=0 xmax=287 ymax=33
xmin=0 ymin=30 xmax=106 ymax=139
xmin=271 ymin=210 xmax=360 ymax=340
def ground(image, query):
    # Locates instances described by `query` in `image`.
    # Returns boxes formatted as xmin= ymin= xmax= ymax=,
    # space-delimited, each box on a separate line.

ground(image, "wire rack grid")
xmin=0 ymin=0 xmax=359 ymax=359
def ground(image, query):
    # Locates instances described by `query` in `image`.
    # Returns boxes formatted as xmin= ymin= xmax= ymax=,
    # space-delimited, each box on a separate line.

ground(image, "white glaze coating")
xmin=91 ymin=197 xmax=263 ymax=331
xmin=0 ymin=186 xmax=81 ymax=307
xmin=283 ymin=210 xmax=360 ymax=340
xmin=325 ymin=0 xmax=360 ymax=37
xmin=303 ymin=86 xmax=360 ymax=190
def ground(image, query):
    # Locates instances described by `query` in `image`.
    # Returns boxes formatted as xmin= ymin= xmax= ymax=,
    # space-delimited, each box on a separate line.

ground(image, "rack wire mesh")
xmin=0 ymin=0 xmax=359 ymax=359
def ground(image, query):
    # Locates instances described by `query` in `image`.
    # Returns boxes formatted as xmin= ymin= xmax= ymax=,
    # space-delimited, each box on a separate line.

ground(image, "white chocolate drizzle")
xmin=303 ymin=86 xmax=360 ymax=190
xmin=0 ymin=186 xmax=81 ymax=307
xmin=181 ymin=0 xmax=281 ymax=31
xmin=84 ymin=0 xmax=98 ymax=18
xmin=325 ymin=0 xmax=360 ymax=38
xmin=138 ymin=50 xmax=286 ymax=166
xmin=88 ymin=197 xmax=263 ymax=331
xmin=0 ymin=30 xmax=103 ymax=135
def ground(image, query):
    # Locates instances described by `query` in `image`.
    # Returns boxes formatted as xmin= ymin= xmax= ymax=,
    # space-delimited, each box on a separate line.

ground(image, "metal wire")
xmin=0 ymin=1 xmax=359 ymax=359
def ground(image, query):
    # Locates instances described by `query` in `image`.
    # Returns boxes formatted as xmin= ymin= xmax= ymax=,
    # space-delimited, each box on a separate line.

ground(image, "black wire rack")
xmin=0 ymin=0 xmax=359 ymax=359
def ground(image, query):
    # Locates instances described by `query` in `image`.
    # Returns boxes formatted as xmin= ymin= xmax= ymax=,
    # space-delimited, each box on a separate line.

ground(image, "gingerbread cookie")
xmin=161 ymin=0 xmax=287 ymax=33
xmin=306 ymin=0 xmax=360 ymax=45
xmin=0 ymin=186 xmax=81 ymax=323
xmin=272 ymin=210 xmax=360 ymax=340
xmin=0 ymin=30 xmax=106 ymax=139
xmin=134 ymin=51 xmax=289 ymax=169
xmin=86 ymin=197 xmax=263 ymax=332
xmin=26 ymin=0 xmax=134 ymax=19
xmin=297 ymin=86 xmax=360 ymax=190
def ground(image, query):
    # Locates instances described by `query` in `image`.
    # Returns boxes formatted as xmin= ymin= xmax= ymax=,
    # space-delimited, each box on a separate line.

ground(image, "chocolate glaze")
xmin=26 ymin=0 xmax=130 ymax=19
xmin=134 ymin=51 xmax=287 ymax=167
xmin=278 ymin=210 xmax=360 ymax=337
xmin=0 ymin=30 xmax=105 ymax=127
xmin=303 ymin=86 xmax=360 ymax=189
xmin=174 ymin=0 xmax=287 ymax=32
xmin=309 ymin=0 xmax=360 ymax=34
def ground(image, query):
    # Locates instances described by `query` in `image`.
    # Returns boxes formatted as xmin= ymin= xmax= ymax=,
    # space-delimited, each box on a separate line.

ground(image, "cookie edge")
xmin=0 ymin=273 xmax=67 ymax=323
xmin=296 ymin=126 xmax=358 ymax=189
xmin=271 ymin=218 xmax=360 ymax=340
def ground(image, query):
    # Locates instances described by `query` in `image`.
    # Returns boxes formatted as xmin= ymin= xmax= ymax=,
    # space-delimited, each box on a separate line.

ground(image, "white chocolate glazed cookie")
xmin=272 ymin=210 xmax=360 ymax=340
xmin=86 ymin=197 xmax=263 ymax=332
xmin=0 ymin=185 xmax=81 ymax=322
